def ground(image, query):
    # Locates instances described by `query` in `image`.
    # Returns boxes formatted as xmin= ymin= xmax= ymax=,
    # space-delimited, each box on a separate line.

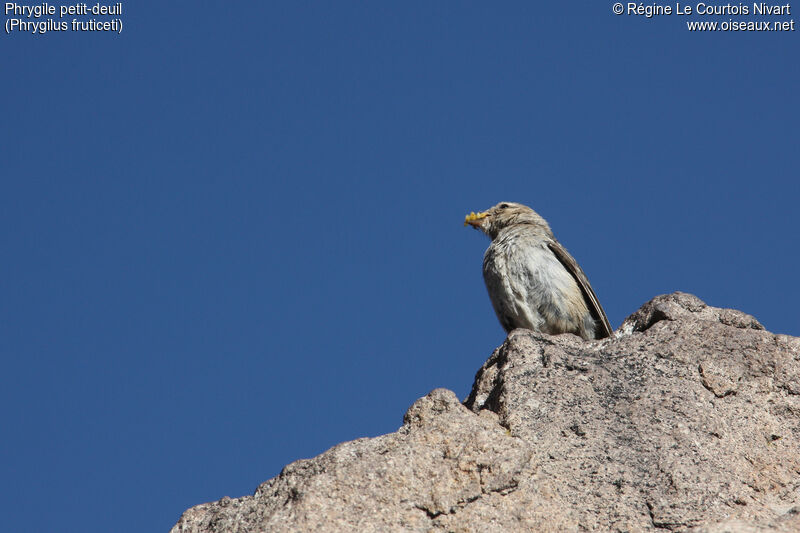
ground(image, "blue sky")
xmin=2 ymin=2 xmax=798 ymax=532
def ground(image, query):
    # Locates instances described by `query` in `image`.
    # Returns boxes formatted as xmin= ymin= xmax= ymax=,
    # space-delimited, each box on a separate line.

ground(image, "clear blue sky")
xmin=2 ymin=2 xmax=797 ymax=532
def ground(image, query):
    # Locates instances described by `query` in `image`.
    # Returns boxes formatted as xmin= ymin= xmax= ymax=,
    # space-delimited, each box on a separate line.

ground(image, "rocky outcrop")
xmin=171 ymin=293 xmax=800 ymax=532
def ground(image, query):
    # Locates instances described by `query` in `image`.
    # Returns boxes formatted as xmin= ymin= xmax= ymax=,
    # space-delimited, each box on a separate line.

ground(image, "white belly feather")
xmin=483 ymin=233 xmax=590 ymax=336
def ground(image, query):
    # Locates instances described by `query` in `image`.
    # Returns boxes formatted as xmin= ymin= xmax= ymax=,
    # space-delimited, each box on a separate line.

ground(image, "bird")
xmin=465 ymin=202 xmax=612 ymax=340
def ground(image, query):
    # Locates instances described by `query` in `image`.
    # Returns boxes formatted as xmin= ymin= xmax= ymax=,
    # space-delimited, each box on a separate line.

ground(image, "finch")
xmin=465 ymin=202 xmax=612 ymax=340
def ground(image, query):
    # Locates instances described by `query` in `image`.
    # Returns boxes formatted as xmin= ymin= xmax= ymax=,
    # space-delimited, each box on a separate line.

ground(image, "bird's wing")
xmin=547 ymin=241 xmax=613 ymax=338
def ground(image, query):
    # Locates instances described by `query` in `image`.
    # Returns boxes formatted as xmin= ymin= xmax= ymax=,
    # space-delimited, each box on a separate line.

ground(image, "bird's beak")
xmin=464 ymin=211 xmax=489 ymax=228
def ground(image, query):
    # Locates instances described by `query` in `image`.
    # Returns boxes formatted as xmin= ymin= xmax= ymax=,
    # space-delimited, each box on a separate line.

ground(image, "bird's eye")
xmin=498 ymin=203 xmax=510 ymax=209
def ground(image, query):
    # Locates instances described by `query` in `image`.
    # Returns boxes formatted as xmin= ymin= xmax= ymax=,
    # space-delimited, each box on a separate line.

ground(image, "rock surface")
xmin=171 ymin=293 xmax=800 ymax=532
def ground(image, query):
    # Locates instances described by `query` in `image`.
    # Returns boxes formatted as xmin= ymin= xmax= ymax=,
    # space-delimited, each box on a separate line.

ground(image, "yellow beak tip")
xmin=464 ymin=211 xmax=487 ymax=227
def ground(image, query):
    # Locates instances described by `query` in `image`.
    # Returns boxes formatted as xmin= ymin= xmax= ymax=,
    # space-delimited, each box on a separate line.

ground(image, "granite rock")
xmin=172 ymin=293 xmax=800 ymax=532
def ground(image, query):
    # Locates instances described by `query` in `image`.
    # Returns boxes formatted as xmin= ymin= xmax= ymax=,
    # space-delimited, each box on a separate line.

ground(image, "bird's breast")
xmin=482 ymin=231 xmax=589 ymax=334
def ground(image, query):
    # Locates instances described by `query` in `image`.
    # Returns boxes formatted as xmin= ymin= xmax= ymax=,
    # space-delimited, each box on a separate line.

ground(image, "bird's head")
xmin=464 ymin=202 xmax=552 ymax=240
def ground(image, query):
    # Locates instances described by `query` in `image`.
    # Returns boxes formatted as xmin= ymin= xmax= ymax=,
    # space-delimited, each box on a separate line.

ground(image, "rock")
xmin=171 ymin=293 xmax=800 ymax=532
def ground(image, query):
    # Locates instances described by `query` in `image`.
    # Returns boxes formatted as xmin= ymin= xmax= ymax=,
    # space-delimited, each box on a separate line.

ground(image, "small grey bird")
xmin=465 ymin=202 xmax=612 ymax=340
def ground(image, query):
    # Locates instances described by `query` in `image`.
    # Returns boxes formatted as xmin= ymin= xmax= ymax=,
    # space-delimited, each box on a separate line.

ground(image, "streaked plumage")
xmin=465 ymin=202 xmax=612 ymax=340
